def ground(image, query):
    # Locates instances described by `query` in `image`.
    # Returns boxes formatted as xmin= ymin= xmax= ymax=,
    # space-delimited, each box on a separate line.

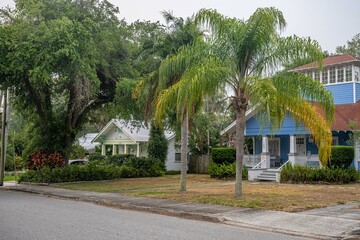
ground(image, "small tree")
xmin=147 ymin=121 xmax=168 ymax=165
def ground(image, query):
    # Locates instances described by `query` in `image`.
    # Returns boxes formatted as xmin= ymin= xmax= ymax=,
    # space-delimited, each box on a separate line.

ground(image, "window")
xmin=296 ymin=138 xmax=304 ymax=144
xmin=337 ymin=67 xmax=344 ymax=83
xmin=329 ymin=67 xmax=336 ymax=84
xmin=345 ymin=66 xmax=352 ymax=82
xmin=355 ymin=67 xmax=360 ymax=82
xmin=332 ymin=137 xmax=339 ymax=146
xmin=175 ymin=153 xmax=181 ymax=162
xmin=314 ymin=71 xmax=319 ymax=82
xmin=322 ymin=69 xmax=328 ymax=84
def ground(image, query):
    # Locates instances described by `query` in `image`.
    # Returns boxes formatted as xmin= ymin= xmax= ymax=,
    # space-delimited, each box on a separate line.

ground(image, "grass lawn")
xmin=4 ymin=175 xmax=17 ymax=181
xmin=56 ymin=174 xmax=360 ymax=212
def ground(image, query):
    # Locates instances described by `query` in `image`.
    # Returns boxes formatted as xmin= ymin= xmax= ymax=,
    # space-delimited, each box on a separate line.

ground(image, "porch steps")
xmin=254 ymin=170 xmax=277 ymax=181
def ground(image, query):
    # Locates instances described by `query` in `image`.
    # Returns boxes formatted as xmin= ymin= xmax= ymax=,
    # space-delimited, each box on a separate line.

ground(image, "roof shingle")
xmin=292 ymin=54 xmax=359 ymax=71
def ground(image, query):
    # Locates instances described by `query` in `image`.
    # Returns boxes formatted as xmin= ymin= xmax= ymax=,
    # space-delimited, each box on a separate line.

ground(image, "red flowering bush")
xmin=27 ymin=150 xmax=65 ymax=170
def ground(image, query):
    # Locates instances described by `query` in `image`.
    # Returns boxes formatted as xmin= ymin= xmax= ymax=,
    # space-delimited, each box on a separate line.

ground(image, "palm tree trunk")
xmin=180 ymin=111 xmax=188 ymax=192
xmin=235 ymin=108 xmax=246 ymax=197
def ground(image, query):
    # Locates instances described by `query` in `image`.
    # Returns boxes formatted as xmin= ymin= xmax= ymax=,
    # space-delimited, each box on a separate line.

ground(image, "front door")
xmin=296 ymin=137 xmax=306 ymax=155
xmin=269 ymin=139 xmax=280 ymax=158
xmin=269 ymin=138 xmax=280 ymax=167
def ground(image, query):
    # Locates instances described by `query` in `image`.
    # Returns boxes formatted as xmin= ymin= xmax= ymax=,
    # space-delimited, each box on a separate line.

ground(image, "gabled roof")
xmin=92 ymin=119 xmax=175 ymax=143
xmin=291 ymin=54 xmax=360 ymax=72
xmin=220 ymin=107 xmax=257 ymax=135
xmin=78 ymin=133 xmax=100 ymax=150
xmin=332 ymin=101 xmax=360 ymax=131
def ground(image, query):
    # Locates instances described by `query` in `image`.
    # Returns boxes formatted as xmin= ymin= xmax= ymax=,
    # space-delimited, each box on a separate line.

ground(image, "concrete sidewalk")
xmin=2 ymin=181 xmax=360 ymax=240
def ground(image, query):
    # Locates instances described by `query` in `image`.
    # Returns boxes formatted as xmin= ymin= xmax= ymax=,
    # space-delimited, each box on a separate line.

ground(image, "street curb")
xmin=223 ymin=220 xmax=340 ymax=240
xmin=1 ymin=187 xmax=345 ymax=240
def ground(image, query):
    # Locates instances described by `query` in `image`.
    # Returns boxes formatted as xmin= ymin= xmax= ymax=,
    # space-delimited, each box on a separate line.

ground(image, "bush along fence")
xmin=209 ymin=148 xmax=248 ymax=180
xmin=208 ymin=162 xmax=248 ymax=180
xmin=19 ymin=155 xmax=166 ymax=183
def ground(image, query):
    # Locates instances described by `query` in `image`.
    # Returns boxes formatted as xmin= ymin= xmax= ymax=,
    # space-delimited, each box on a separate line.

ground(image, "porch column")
xmin=101 ymin=144 xmax=106 ymax=155
xmin=136 ymin=143 xmax=140 ymax=157
xmin=124 ymin=144 xmax=127 ymax=154
xmin=355 ymin=136 xmax=360 ymax=171
xmin=112 ymin=145 xmax=116 ymax=155
xmin=288 ymin=135 xmax=297 ymax=165
xmin=260 ymin=136 xmax=270 ymax=168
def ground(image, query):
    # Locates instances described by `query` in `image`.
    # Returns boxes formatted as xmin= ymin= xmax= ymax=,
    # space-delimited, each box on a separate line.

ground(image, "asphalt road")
xmin=0 ymin=191 xmax=307 ymax=240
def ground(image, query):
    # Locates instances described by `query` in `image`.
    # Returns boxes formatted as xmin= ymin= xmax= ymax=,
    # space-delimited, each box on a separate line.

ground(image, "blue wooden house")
xmin=221 ymin=54 xmax=360 ymax=181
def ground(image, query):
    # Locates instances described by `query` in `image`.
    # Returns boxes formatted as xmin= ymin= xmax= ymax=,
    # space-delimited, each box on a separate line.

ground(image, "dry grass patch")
xmin=56 ymin=174 xmax=360 ymax=212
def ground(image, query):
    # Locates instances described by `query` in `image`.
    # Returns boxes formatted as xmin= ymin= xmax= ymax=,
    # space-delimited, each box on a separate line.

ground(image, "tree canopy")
xmin=0 ymin=0 xmax=133 ymax=162
xmin=336 ymin=33 xmax=360 ymax=58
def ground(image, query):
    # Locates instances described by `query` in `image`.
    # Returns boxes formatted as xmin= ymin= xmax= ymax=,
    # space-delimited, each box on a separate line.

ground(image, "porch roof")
xmin=332 ymin=100 xmax=360 ymax=131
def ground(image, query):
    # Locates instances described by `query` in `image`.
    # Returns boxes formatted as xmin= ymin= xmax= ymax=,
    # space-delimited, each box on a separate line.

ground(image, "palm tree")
xmin=155 ymin=39 xmax=228 ymax=191
xmin=194 ymin=8 xmax=334 ymax=197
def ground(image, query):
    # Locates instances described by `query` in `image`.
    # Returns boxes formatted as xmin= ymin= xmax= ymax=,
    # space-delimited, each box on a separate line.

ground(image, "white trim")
xmin=112 ymin=121 xmax=138 ymax=143
xmin=353 ymin=81 xmax=356 ymax=103
xmin=252 ymin=137 xmax=255 ymax=155
xmin=92 ymin=119 xmax=116 ymax=143
xmin=136 ymin=142 xmax=140 ymax=157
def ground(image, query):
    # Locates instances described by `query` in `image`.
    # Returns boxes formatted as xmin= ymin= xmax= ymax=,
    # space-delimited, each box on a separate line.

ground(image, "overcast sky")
xmin=1 ymin=0 xmax=359 ymax=53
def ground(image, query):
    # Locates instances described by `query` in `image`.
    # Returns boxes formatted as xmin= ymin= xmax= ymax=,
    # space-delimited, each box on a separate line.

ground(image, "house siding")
xmin=356 ymin=83 xmax=360 ymax=102
xmin=246 ymin=114 xmax=310 ymax=136
xmin=107 ymin=128 xmax=132 ymax=141
xmin=165 ymin=137 xmax=181 ymax=171
xmin=325 ymin=83 xmax=354 ymax=104
xmin=306 ymin=137 xmax=318 ymax=154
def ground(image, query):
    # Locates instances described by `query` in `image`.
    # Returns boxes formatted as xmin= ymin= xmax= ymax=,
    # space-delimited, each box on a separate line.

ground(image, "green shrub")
xmin=329 ymin=146 xmax=354 ymax=169
xmin=124 ymin=156 xmax=165 ymax=177
xmin=18 ymin=156 xmax=166 ymax=183
xmin=208 ymin=162 xmax=248 ymax=179
xmin=70 ymin=145 xmax=86 ymax=159
xmin=107 ymin=154 xmax=133 ymax=166
xmin=18 ymin=164 xmax=123 ymax=183
xmin=5 ymin=156 xmax=24 ymax=171
xmin=147 ymin=121 xmax=168 ymax=164
xmin=280 ymin=164 xmax=360 ymax=184
xmin=88 ymin=153 xmax=106 ymax=162
xmin=211 ymin=148 xmax=236 ymax=164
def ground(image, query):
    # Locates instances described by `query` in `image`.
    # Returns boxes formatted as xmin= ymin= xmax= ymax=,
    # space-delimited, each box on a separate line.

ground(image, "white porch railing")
xmin=276 ymin=159 xmax=290 ymax=171
xmin=252 ymin=158 xmax=265 ymax=169
xmin=242 ymin=155 xmax=261 ymax=168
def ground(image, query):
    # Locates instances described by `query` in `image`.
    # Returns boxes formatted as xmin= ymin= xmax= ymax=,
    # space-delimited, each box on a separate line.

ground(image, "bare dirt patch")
xmin=57 ymin=174 xmax=360 ymax=212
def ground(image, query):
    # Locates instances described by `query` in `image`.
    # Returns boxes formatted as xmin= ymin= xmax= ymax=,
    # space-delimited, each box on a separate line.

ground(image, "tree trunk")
xmin=180 ymin=111 xmax=188 ymax=192
xmin=235 ymin=107 xmax=246 ymax=197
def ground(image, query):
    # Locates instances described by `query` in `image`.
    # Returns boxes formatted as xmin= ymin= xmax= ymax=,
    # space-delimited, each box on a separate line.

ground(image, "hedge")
xmin=18 ymin=156 xmax=166 ymax=183
xmin=211 ymin=148 xmax=236 ymax=164
xmin=280 ymin=164 xmax=359 ymax=184
xmin=208 ymin=162 xmax=248 ymax=180
xmin=329 ymin=146 xmax=354 ymax=169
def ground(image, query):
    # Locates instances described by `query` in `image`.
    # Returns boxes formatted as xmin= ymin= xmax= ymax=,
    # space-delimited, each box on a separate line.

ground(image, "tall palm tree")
xmin=194 ymin=8 xmax=334 ymax=197
xmin=155 ymin=39 xmax=228 ymax=191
